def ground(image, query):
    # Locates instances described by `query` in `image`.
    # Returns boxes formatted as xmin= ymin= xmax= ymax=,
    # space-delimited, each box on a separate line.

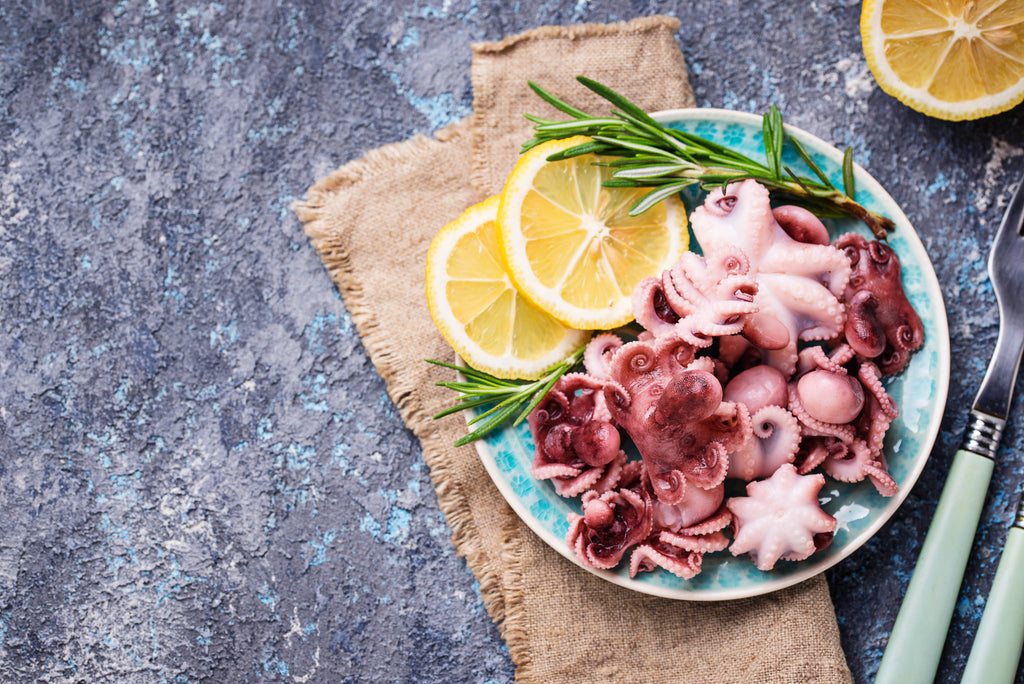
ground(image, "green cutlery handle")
xmin=961 ymin=524 xmax=1024 ymax=683
xmin=875 ymin=448 xmax=995 ymax=684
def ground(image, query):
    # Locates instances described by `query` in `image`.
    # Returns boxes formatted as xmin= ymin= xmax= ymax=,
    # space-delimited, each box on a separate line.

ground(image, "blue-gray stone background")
xmin=1 ymin=1 xmax=1022 ymax=682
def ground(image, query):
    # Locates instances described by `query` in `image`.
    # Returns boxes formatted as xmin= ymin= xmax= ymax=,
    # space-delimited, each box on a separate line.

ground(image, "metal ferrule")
xmin=1014 ymin=499 xmax=1024 ymax=530
xmin=961 ymin=410 xmax=1005 ymax=460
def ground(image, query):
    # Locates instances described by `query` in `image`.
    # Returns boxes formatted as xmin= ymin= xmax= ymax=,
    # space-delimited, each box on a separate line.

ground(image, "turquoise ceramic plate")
xmin=471 ymin=109 xmax=950 ymax=600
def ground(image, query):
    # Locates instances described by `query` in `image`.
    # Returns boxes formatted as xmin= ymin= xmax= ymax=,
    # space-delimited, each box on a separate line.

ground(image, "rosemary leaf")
xmin=546 ymin=140 xmax=611 ymax=159
xmin=432 ymin=395 xmax=502 ymax=419
xmin=763 ymin=105 xmax=784 ymax=180
xmin=534 ymin=117 xmax=622 ymax=133
xmin=788 ymin=136 xmax=835 ymax=190
xmin=514 ymin=365 xmax=569 ymax=426
xmin=429 ymin=346 xmax=585 ymax=446
xmin=528 ymin=80 xmax=591 ymax=119
xmin=842 ymin=147 xmax=856 ymax=199
xmin=577 ymin=76 xmax=662 ymax=128
xmin=612 ymin=163 xmax=691 ymax=179
xmin=591 ymin=135 xmax=676 ymax=157
xmin=631 ymin=182 xmax=693 ymax=215
xmin=784 ymin=165 xmax=816 ymax=193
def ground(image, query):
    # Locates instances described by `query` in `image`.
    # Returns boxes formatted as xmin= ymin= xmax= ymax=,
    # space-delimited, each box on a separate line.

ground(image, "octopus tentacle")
xmin=629 ymin=540 xmax=704 ymax=579
xmin=796 ymin=344 xmax=855 ymax=375
xmin=759 ymin=243 xmax=852 ymax=298
xmin=629 ymin=504 xmax=731 ymax=580
xmin=788 ymin=385 xmax=858 ymax=443
xmin=659 ymin=529 xmax=731 ymax=554
xmin=583 ymin=333 xmax=625 ymax=381
xmin=857 ymin=360 xmax=899 ymax=458
xmin=862 ymin=459 xmax=899 ymax=497
xmin=545 ymin=449 xmax=628 ymax=498
xmin=821 ymin=439 xmax=897 ymax=496
xmin=794 ymin=436 xmax=841 ymax=475
xmin=678 ymin=502 xmax=733 ymax=536
xmin=632 ymin=277 xmax=680 ymax=337
xmin=635 ymin=249 xmax=758 ymax=343
xmin=649 ymin=482 xmax=725 ymax=533
xmin=685 ymin=356 xmax=719 ymax=376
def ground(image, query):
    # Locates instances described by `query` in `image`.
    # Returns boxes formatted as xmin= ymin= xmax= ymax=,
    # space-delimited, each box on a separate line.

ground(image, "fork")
xmin=875 ymin=168 xmax=1024 ymax=684
xmin=960 ymin=176 xmax=1024 ymax=683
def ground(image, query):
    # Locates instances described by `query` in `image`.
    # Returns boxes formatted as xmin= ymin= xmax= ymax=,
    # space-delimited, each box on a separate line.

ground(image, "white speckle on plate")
xmin=835 ymin=503 xmax=871 ymax=531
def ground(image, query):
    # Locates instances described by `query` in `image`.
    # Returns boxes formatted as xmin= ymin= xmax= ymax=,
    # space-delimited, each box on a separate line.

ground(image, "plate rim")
xmin=472 ymin=107 xmax=951 ymax=601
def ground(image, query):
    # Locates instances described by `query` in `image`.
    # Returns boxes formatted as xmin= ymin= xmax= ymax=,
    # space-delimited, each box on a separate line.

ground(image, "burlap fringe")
xmin=497 ymin=506 xmax=534 ymax=681
xmin=293 ymin=123 xmax=509 ymax=626
xmin=470 ymin=15 xmax=681 ymax=53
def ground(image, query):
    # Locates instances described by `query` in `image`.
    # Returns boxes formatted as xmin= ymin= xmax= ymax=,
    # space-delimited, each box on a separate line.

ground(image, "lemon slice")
xmin=861 ymin=0 xmax=1024 ymax=121
xmin=497 ymin=136 xmax=689 ymax=330
xmin=426 ymin=196 xmax=589 ymax=380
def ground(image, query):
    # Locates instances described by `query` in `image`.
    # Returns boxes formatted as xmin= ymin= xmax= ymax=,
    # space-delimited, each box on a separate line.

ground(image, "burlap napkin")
xmin=296 ymin=16 xmax=853 ymax=683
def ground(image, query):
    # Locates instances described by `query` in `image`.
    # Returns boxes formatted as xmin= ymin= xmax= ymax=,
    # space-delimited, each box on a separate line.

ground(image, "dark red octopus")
xmin=834 ymin=233 xmax=924 ymax=375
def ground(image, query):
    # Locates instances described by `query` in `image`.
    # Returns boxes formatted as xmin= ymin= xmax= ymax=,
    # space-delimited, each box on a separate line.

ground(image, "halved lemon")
xmin=497 ymin=136 xmax=689 ymax=330
xmin=426 ymin=196 xmax=589 ymax=380
xmin=861 ymin=0 xmax=1024 ymax=121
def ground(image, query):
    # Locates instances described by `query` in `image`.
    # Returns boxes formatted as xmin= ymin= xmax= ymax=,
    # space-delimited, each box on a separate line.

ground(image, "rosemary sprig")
xmin=428 ymin=347 xmax=585 ymax=447
xmin=524 ymin=76 xmax=893 ymax=239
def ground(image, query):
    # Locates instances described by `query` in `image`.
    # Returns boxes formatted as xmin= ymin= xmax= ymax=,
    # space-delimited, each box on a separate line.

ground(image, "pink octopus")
xmin=631 ymin=249 xmax=759 ymax=346
xmin=728 ymin=463 xmax=837 ymax=571
xmin=835 ymin=233 xmax=925 ymax=375
xmin=566 ymin=477 xmax=652 ymax=570
xmin=528 ymin=373 xmax=624 ymax=497
xmin=690 ymin=179 xmax=852 ymax=375
xmin=722 ymin=364 xmax=803 ymax=481
xmin=602 ymin=334 xmax=751 ymax=505
xmin=788 ymin=345 xmax=899 ymax=496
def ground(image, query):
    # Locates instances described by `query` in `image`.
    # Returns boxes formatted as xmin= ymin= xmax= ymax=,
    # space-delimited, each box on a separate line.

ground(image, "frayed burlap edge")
xmin=497 ymin=509 xmax=534 ymax=680
xmin=471 ymin=14 xmax=680 ymax=54
xmin=292 ymin=120 xmax=512 ymax=625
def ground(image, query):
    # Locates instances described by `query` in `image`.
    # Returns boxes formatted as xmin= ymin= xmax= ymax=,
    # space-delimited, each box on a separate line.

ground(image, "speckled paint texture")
xmin=0 ymin=1 xmax=1022 ymax=682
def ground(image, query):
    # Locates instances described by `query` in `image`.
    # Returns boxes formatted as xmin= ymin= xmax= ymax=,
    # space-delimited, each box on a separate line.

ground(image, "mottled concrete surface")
xmin=1 ymin=1 xmax=1022 ymax=682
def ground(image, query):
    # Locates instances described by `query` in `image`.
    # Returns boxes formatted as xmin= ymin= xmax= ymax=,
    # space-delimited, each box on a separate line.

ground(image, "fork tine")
xmin=990 ymin=172 xmax=1024 ymax=268
xmin=997 ymin=173 xmax=1024 ymax=240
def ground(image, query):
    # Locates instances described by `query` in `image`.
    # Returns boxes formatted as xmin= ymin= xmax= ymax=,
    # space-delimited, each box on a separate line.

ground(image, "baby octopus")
xmin=722 ymin=365 xmax=802 ymax=481
xmin=528 ymin=373 xmax=625 ymax=497
xmin=690 ymin=179 xmax=852 ymax=375
xmin=602 ymin=335 xmax=750 ymax=504
xmin=524 ymin=178 xmax=923 ymax=578
xmin=835 ymin=233 xmax=925 ymax=375
xmin=727 ymin=463 xmax=837 ymax=571
xmin=788 ymin=345 xmax=899 ymax=497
